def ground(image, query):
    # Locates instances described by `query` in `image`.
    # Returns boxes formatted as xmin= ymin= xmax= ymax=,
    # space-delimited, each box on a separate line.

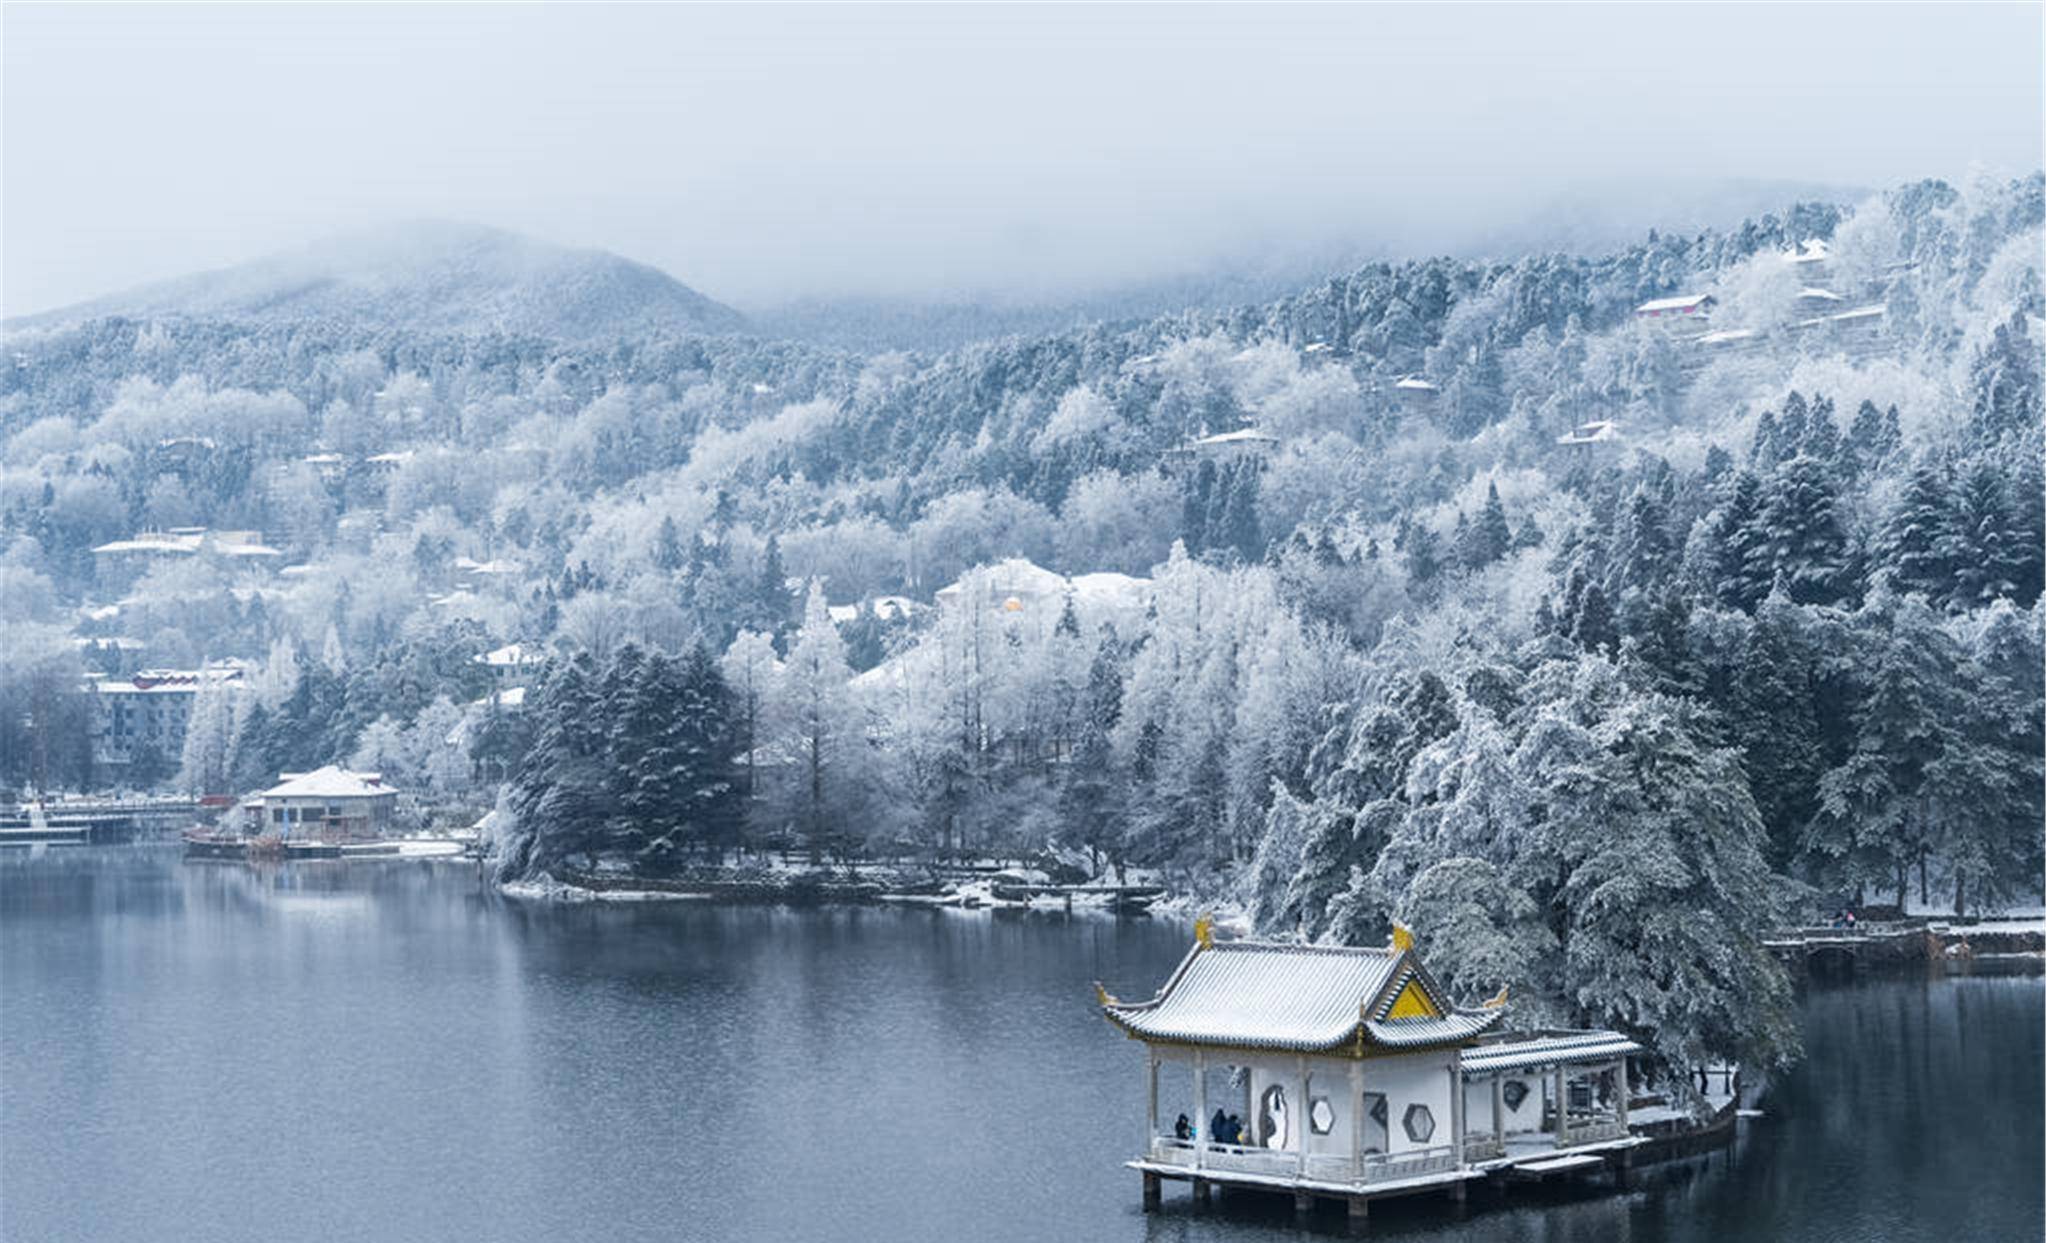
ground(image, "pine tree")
xmin=654 ymin=515 xmax=684 ymax=573
xmin=1466 ymin=481 xmax=1512 ymax=570
xmin=1877 ymin=460 xmax=1956 ymax=603
xmin=503 ymin=653 xmax=606 ymax=880
xmin=1755 ymin=455 xmax=1849 ymax=606
xmin=1942 ymin=459 xmax=2025 ymax=609
xmin=1712 ymin=470 xmax=1772 ymax=613
xmin=1402 ymin=522 xmax=1443 ymax=590
xmin=1571 ymin=582 xmax=1619 ymax=655
xmin=754 ymin=535 xmax=791 ymax=634
xmin=1731 ymin=590 xmax=1822 ymax=866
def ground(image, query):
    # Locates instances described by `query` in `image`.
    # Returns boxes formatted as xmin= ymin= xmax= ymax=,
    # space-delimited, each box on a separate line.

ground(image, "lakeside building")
xmin=243 ymin=766 xmax=397 ymax=841
xmin=1101 ymin=927 xmax=1649 ymax=1224
xmin=88 ymin=663 xmax=249 ymax=769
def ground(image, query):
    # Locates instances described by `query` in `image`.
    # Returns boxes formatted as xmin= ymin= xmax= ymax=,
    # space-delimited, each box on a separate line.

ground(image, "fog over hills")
xmin=10 ymin=220 xmax=745 ymax=340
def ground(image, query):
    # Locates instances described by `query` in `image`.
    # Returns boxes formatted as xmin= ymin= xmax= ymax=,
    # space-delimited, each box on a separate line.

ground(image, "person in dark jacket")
xmin=1173 ymin=1113 xmax=1191 ymax=1140
xmin=1210 ymin=1108 xmax=1230 ymax=1144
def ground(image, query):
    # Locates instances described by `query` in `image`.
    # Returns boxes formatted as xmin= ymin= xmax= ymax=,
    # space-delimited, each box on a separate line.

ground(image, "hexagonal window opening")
xmin=1402 ymin=1103 xmax=1435 ymax=1144
xmin=1501 ymin=1079 xmax=1529 ymax=1112
xmin=1308 ymin=1096 xmax=1335 ymax=1136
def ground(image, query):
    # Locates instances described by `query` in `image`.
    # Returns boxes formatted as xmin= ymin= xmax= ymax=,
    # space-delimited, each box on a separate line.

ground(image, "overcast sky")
xmin=4 ymin=3 xmax=2040 ymax=317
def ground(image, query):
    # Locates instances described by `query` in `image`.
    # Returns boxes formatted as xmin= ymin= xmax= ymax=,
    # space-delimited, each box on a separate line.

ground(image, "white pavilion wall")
xmin=1365 ymin=1050 xmax=1456 ymax=1154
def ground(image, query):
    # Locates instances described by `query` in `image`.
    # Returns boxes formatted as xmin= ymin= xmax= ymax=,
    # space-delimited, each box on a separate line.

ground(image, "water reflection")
xmin=2 ymin=849 xmax=2039 ymax=1243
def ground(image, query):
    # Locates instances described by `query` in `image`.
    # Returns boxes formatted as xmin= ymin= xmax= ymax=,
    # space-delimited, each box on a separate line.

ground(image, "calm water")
xmin=3 ymin=849 xmax=2040 ymax=1243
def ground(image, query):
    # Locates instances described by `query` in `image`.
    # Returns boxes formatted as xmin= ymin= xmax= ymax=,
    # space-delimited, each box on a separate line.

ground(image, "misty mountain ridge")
xmin=9 ymin=175 xmax=1868 ymax=351
xmin=11 ymin=220 xmax=746 ymax=341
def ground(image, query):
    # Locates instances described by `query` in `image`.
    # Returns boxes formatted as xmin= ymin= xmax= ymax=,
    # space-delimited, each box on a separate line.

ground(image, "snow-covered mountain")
xmin=12 ymin=220 xmax=745 ymax=339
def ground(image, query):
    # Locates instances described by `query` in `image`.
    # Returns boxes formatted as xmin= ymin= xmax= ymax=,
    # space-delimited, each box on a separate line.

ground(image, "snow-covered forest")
xmin=4 ymin=173 xmax=2041 ymax=1079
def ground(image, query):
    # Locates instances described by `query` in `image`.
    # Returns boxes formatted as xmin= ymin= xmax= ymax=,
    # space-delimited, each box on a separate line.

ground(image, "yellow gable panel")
xmin=1385 ymin=978 xmax=1441 ymax=1019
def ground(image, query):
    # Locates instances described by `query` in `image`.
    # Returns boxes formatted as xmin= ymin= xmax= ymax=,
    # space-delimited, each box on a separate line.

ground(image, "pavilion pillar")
xmin=1192 ymin=1048 xmax=1208 ymax=1172
xmin=1554 ymin=1063 xmax=1568 ymax=1149
xmin=1613 ymin=1059 xmax=1628 ymax=1129
xmin=1349 ymin=1060 xmax=1365 ymax=1184
xmin=1490 ymin=1073 xmax=1504 ymax=1148
xmin=1449 ymin=1061 xmax=1466 ymax=1166
xmin=1142 ymin=1171 xmax=1162 ymax=1211
xmin=1146 ymin=1050 xmax=1159 ymax=1155
xmin=1297 ymin=1054 xmax=1311 ymax=1177
xmin=1346 ymin=1194 xmax=1369 ymax=1235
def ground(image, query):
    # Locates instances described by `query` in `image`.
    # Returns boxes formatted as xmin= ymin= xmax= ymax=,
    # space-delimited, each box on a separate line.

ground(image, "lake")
xmin=3 ymin=848 xmax=2040 ymax=1243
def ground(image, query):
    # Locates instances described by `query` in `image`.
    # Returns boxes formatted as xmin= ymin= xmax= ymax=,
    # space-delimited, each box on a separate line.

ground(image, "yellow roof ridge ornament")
xmin=1193 ymin=913 xmax=1215 ymax=948
xmin=1094 ymin=981 xmax=1122 ymax=1007
xmin=1390 ymin=921 xmax=1415 ymax=953
xmin=1483 ymin=985 xmax=1509 ymax=1009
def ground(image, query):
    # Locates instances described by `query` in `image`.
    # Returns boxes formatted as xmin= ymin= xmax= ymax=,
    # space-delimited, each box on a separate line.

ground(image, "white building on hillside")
xmin=1634 ymin=294 xmax=1716 ymax=335
xmin=474 ymin=643 xmax=547 ymax=686
xmin=88 ymin=663 xmax=249 ymax=768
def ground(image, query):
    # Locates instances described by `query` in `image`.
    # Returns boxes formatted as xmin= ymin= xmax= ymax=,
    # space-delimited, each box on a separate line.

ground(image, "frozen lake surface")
xmin=3 ymin=848 xmax=2040 ymax=1242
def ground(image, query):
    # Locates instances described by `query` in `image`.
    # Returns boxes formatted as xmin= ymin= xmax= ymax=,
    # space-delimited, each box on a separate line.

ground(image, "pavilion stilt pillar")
xmin=1141 ymin=1171 xmax=1161 ymax=1211
xmin=1612 ymin=1149 xmax=1634 ymax=1190
xmin=1346 ymin=1195 xmax=1370 ymax=1235
xmin=1294 ymin=1191 xmax=1315 ymax=1220
xmin=1192 ymin=1178 xmax=1212 ymax=1209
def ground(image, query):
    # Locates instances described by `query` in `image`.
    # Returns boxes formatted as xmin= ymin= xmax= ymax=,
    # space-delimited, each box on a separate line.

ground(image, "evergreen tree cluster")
xmin=497 ymin=642 xmax=744 ymax=879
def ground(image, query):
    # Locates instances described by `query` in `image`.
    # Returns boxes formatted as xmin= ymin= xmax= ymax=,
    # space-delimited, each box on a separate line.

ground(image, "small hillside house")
xmin=1100 ymin=927 xmax=1644 ymax=1222
xmin=1634 ymin=294 xmax=1716 ymax=334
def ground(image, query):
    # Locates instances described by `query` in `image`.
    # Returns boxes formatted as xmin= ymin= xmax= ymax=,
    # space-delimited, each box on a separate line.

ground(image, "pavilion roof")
xmin=1460 ymin=1030 xmax=1641 ymax=1074
xmin=1099 ymin=938 xmax=1504 ymax=1054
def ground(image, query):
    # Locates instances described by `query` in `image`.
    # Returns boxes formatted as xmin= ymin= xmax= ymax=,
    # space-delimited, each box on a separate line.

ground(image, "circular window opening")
xmin=1308 ymin=1096 xmax=1335 ymax=1136
xmin=1259 ymin=1084 xmax=1289 ymax=1149
xmin=1403 ymin=1103 xmax=1436 ymax=1144
xmin=1502 ymin=1080 xmax=1529 ymax=1112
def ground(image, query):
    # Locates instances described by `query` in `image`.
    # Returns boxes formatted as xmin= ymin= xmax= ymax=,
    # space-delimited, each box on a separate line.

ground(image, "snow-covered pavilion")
xmin=1100 ymin=924 xmax=1645 ymax=1223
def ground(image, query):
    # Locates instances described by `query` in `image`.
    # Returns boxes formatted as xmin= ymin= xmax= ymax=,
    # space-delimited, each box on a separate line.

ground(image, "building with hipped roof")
xmin=1100 ymin=923 xmax=1646 ymax=1221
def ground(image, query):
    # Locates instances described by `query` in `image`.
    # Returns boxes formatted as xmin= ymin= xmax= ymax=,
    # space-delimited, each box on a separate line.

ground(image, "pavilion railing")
xmin=1358 ymin=1144 xmax=1458 ymax=1183
xmin=1144 ymin=1137 xmax=1463 ymax=1185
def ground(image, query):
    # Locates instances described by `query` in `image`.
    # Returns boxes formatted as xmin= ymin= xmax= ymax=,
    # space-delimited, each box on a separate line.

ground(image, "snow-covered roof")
xmin=1302 ymin=342 xmax=1334 ymax=355
xmin=93 ymin=532 xmax=201 ymax=555
xmin=261 ymin=766 xmax=395 ymax=801
xmin=934 ymin=558 xmax=1072 ymax=607
xmin=1067 ymin=571 xmax=1154 ymax=613
xmin=365 ymin=451 xmax=415 ymax=465
xmin=1189 ymin=427 xmax=1279 ymax=448
xmin=1783 ymin=238 xmax=1830 ymax=265
xmin=1635 ymin=294 xmax=1714 ymax=315
xmin=1460 ymin=1030 xmax=1642 ymax=1074
xmin=475 ymin=642 xmax=546 ymax=667
xmin=1558 ymin=420 xmax=1621 ymax=446
xmin=94 ymin=665 xmax=247 ymax=695
xmin=1100 ymin=939 xmax=1504 ymax=1053
xmin=1696 ymin=328 xmax=1758 ymax=346
xmin=454 ymin=556 xmax=517 ymax=575
xmin=1796 ymin=287 xmax=1844 ymax=303
xmin=1395 ymin=375 xmax=1439 ymax=392
xmin=1792 ymin=304 xmax=1888 ymax=331
xmin=301 ymin=453 xmax=345 ymax=466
